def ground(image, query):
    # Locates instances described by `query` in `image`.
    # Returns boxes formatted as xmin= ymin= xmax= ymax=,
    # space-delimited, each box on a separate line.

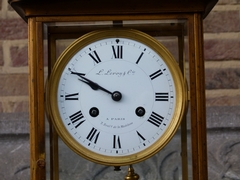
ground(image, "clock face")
xmin=46 ymin=29 xmax=186 ymax=166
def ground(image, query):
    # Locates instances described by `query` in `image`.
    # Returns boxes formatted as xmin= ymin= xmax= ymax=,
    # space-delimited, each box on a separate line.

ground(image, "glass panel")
xmin=44 ymin=19 xmax=191 ymax=180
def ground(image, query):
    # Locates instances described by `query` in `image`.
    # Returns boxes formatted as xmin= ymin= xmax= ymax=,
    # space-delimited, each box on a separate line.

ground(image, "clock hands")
xmin=68 ymin=68 xmax=122 ymax=101
xmin=69 ymin=68 xmax=111 ymax=93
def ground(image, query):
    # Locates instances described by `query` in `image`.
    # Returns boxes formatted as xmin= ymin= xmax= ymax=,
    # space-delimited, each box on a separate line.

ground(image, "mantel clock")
xmin=9 ymin=0 xmax=218 ymax=179
xmin=45 ymin=29 xmax=187 ymax=166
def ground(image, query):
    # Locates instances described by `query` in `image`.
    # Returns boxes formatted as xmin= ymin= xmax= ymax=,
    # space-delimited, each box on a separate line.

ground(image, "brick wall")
xmin=0 ymin=0 xmax=240 ymax=179
xmin=0 ymin=0 xmax=28 ymax=115
xmin=203 ymin=1 xmax=240 ymax=179
xmin=204 ymin=0 xmax=240 ymax=108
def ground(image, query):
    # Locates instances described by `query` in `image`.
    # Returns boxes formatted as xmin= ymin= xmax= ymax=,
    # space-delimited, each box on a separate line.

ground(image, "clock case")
xmin=45 ymin=28 xmax=187 ymax=167
xmin=43 ymin=19 xmax=200 ymax=180
xmin=9 ymin=0 xmax=218 ymax=179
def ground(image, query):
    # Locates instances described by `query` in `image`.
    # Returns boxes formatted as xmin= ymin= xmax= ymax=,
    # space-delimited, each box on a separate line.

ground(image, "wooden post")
xmin=188 ymin=13 xmax=208 ymax=180
xmin=28 ymin=18 xmax=46 ymax=180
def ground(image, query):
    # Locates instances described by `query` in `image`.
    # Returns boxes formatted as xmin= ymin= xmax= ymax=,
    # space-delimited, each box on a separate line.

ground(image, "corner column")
xmin=28 ymin=17 xmax=46 ymax=180
xmin=188 ymin=13 xmax=208 ymax=180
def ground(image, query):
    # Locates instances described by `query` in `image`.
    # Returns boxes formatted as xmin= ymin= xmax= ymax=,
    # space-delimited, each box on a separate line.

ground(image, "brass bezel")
xmin=45 ymin=29 xmax=187 ymax=166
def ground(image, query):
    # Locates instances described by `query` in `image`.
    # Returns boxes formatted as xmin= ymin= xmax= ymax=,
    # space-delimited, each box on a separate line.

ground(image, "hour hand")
xmin=78 ymin=78 xmax=101 ymax=91
xmin=69 ymin=68 xmax=122 ymax=101
xmin=77 ymin=76 xmax=113 ymax=95
xmin=69 ymin=68 xmax=103 ymax=91
xmin=80 ymin=78 xmax=122 ymax=102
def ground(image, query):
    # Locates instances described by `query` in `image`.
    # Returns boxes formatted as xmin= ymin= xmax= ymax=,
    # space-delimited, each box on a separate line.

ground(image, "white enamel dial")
xmin=46 ymin=29 xmax=186 ymax=166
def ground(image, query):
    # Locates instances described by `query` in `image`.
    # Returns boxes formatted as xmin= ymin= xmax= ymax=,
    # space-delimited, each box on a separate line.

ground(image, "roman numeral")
xmin=136 ymin=131 xmax=146 ymax=141
xmin=69 ymin=110 xmax=85 ymax=128
xmin=149 ymin=69 xmax=163 ymax=80
xmin=86 ymin=127 xmax=100 ymax=144
xmin=112 ymin=45 xmax=123 ymax=59
xmin=89 ymin=50 xmax=101 ymax=64
xmin=65 ymin=93 xmax=79 ymax=100
xmin=113 ymin=135 xmax=121 ymax=149
xmin=136 ymin=131 xmax=146 ymax=146
xmin=136 ymin=52 xmax=144 ymax=64
xmin=155 ymin=92 xmax=169 ymax=101
xmin=147 ymin=112 xmax=164 ymax=127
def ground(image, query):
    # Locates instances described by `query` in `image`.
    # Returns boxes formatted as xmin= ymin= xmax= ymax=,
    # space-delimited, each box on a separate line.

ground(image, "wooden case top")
xmin=9 ymin=0 xmax=218 ymax=22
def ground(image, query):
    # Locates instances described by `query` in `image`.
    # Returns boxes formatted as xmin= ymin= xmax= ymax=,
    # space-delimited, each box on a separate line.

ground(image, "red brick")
xmin=10 ymin=45 xmax=28 ymax=67
xmin=0 ymin=19 xmax=27 ymax=40
xmin=205 ymin=67 xmax=240 ymax=89
xmin=206 ymin=94 xmax=240 ymax=106
xmin=204 ymin=39 xmax=240 ymax=60
xmin=8 ymin=101 xmax=29 ymax=113
xmin=0 ymin=102 xmax=3 ymax=112
xmin=161 ymin=40 xmax=179 ymax=61
xmin=0 ymin=74 xmax=28 ymax=96
xmin=204 ymin=10 xmax=240 ymax=33
xmin=0 ymin=45 xmax=3 ymax=66
xmin=56 ymin=44 xmax=69 ymax=59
